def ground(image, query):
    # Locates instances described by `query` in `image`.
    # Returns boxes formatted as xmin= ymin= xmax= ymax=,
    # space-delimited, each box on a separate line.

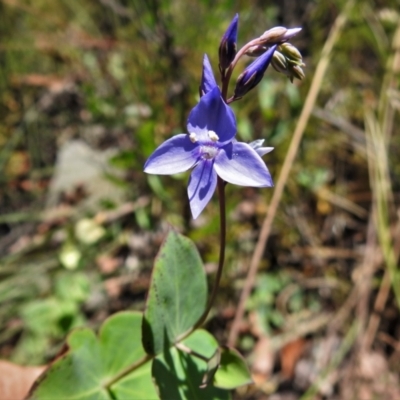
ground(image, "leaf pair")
xmin=29 ymin=312 xmax=156 ymax=399
xmin=29 ymin=231 xmax=252 ymax=399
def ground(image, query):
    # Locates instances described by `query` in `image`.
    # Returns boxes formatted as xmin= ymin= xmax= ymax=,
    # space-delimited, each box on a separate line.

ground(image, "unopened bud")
xmin=290 ymin=64 xmax=305 ymax=81
xmin=259 ymin=26 xmax=302 ymax=45
xmin=259 ymin=27 xmax=287 ymax=44
xmin=279 ymin=42 xmax=302 ymax=63
xmin=271 ymin=51 xmax=288 ymax=74
xmin=245 ymin=45 xmax=268 ymax=57
xmin=271 ymin=46 xmax=305 ymax=82
xmin=219 ymin=14 xmax=239 ymax=70
xmin=282 ymin=27 xmax=302 ymax=41
xmin=233 ymin=45 xmax=277 ymax=98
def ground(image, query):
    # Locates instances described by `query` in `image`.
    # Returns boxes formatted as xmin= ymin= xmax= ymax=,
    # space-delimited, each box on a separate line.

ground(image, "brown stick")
xmin=228 ymin=1 xmax=355 ymax=347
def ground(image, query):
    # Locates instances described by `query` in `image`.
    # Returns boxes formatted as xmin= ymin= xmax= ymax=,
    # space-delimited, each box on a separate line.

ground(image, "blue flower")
xmin=144 ymin=86 xmax=273 ymax=219
xmin=249 ymin=139 xmax=274 ymax=156
xmin=200 ymin=54 xmax=218 ymax=96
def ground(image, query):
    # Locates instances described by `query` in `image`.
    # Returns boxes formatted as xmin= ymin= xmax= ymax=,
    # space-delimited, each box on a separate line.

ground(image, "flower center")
xmin=200 ymin=144 xmax=218 ymax=160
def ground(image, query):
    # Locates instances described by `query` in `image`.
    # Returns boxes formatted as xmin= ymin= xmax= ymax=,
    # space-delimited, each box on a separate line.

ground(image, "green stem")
xmin=195 ymin=177 xmax=227 ymax=326
xmin=200 ymin=177 xmax=226 ymax=323
xmin=176 ymin=177 xmax=226 ymax=340
xmin=221 ymin=38 xmax=263 ymax=99
xmin=104 ymin=353 xmax=152 ymax=389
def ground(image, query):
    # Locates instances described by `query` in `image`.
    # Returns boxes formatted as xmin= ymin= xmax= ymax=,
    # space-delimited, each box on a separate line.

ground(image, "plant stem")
xmin=181 ymin=176 xmax=226 ymax=335
xmin=221 ymin=38 xmax=262 ymax=99
xmin=198 ymin=177 xmax=226 ymax=324
xmin=205 ymin=176 xmax=227 ymax=318
xmin=104 ymin=353 xmax=152 ymax=389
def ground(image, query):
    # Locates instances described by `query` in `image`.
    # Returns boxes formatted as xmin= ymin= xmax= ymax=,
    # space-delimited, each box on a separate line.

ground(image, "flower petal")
xmin=255 ymin=146 xmax=274 ymax=156
xmin=200 ymin=54 xmax=218 ymax=95
xmin=187 ymin=86 xmax=236 ymax=144
xmin=249 ymin=139 xmax=274 ymax=156
xmin=214 ymin=142 xmax=273 ymax=187
xmin=144 ymin=134 xmax=198 ymax=175
xmin=188 ymin=160 xmax=217 ymax=219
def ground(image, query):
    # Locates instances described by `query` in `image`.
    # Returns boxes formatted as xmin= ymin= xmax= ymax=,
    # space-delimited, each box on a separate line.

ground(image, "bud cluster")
xmin=245 ymin=41 xmax=305 ymax=83
xmin=271 ymin=42 xmax=305 ymax=82
xmin=217 ymin=15 xmax=304 ymax=101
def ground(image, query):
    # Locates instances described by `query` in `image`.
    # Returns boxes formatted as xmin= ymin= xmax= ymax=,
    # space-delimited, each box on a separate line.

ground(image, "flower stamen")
xmin=189 ymin=132 xmax=198 ymax=143
xmin=208 ymin=130 xmax=219 ymax=142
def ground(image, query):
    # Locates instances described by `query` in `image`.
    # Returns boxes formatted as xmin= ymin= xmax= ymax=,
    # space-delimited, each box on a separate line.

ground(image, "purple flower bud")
xmin=219 ymin=14 xmax=239 ymax=70
xmin=234 ymin=45 xmax=277 ymax=99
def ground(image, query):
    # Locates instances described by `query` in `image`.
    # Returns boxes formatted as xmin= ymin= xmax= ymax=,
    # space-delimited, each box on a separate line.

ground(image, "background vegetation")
xmin=1 ymin=0 xmax=400 ymax=398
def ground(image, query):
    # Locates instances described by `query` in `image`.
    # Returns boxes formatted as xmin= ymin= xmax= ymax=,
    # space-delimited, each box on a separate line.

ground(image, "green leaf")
xmin=110 ymin=362 xmax=156 ymax=400
xmin=181 ymin=330 xmax=220 ymax=388
xmin=152 ymin=346 xmax=230 ymax=400
xmin=142 ymin=231 xmax=207 ymax=355
xmin=213 ymin=347 xmax=253 ymax=390
xmin=55 ymin=271 xmax=90 ymax=303
xmin=29 ymin=312 xmax=157 ymax=400
xmin=30 ymin=329 xmax=109 ymax=400
xmin=181 ymin=329 xmax=218 ymax=359
xmin=100 ymin=313 xmax=147 ymax=378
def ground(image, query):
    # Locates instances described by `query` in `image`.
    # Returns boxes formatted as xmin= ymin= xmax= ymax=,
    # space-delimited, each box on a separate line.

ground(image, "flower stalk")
xmin=144 ymin=15 xmax=303 ymax=333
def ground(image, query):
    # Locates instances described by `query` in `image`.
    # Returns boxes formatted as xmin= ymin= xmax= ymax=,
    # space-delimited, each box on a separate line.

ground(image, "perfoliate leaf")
xmin=181 ymin=329 xmax=219 ymax=359
xmin=152 ymin=346 xmax=230 ymax=400
xmin=181 ymin=329 xmax=220 ymax=387
xmin=29 ymin=312 xmax=157 ymax=400
xmin=142 ymin=231 xmax=207 ymax=355
xmin=214 ymin=347 xmax=253 ymax=390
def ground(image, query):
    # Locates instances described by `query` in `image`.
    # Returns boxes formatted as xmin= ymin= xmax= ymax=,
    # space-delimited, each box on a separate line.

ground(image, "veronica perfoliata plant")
xmin=29 ymin=15 xmax=303 ymax=400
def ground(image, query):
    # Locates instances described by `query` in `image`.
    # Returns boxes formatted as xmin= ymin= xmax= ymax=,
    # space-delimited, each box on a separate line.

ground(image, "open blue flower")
xmin=144 ymin=58 xmax=273 ymax=219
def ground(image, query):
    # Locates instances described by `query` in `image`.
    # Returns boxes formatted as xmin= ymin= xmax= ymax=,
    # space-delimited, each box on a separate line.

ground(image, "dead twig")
xmin=228 ymin=0 xmax=356 ymax=347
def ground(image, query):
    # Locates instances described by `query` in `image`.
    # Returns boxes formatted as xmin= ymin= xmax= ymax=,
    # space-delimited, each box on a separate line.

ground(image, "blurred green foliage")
xmin=14 ymin=272 xmax=90 ymax=364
